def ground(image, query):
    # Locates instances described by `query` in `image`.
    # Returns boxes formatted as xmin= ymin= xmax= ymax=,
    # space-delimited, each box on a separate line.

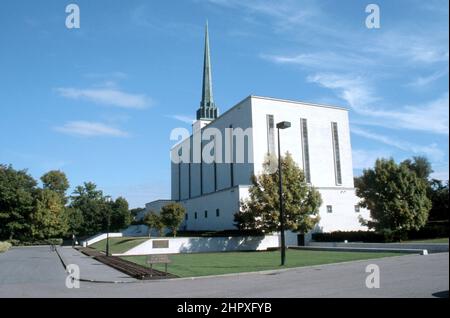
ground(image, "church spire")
xmin=197 ymin=21 xmax=218 ymax=120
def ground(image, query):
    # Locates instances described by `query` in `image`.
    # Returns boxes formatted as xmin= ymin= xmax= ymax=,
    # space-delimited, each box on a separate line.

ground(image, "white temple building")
xmin=141 ymin=23 xmax=369 ymax=237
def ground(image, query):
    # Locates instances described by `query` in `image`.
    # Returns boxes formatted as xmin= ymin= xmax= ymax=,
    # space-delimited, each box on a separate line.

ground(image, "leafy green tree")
xmin=427 ymin=179 xmax=449 ymax=221
xmin=401 ymin=156 xmax=433 ymax=180
xmin=357 ymin=158 xmax=431 ymax=240
xmin=143 ymin=211 xmax=165 ymax=237
xmin=69 ymin=182 xmax=105 ymax=236
xmin=30 ymin=189 xmax=67 ymax=239
xmin=160 ymin=203 xmax=185 ymax=237
xmin=234 ymin=152 xmax=322 ymax=234
xmin=0 ymin=165 xmax=37 ymax=240
xmin=63 ymin=207 xmax=84 ymax=236
xmin=110 ymin=197 xmax=132 ymax=231
xmin=41 ymin=170 xmax=70 ymax=203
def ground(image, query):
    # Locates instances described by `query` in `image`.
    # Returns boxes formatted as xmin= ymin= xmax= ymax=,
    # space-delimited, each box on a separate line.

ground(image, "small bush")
xmin=312 ymin=231 xmax=385 ymax=243
xmin=7 ymin=238 xmax=63 ymax=246
xmin=0 ymin=241 xmax=12 ymax=253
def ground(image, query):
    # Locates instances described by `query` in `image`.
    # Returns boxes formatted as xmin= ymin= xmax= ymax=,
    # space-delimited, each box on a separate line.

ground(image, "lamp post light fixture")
xmin=276 ymin=121 xmax=291 ymax=266
xmin=105 ymin=196 xmax=113 ymax=257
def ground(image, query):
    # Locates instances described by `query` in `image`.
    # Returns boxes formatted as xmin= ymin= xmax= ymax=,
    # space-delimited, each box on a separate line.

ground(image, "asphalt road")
xmin=0 ymin=246 xmax=448 ymax=298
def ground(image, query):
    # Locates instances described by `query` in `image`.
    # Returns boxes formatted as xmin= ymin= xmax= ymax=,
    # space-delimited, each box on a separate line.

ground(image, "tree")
xmin=427 ymin=179 xmax=449 ymax=221
xmin=63 ymin=207 xmax=84 ymax=236
xmin=69 ymin=182 xmax=105 ymax=236
xmin=357 ymin=158 xmax=431 ymax=241
xmin=0 ymin=165 xmax=37 ymax=240
xmin=41 ymin=170 xmax=70 ymax=203
xmin=401 ymin=156 xmax=433 ymax=180
xmin=110 ymin=197 xmax=132 ymax=232
xmin=160 ymin=203 xmax=185 ymax=237
xmin=30 ymin=189 xmax=67 ymax=239
xmin=143 ymin=211 xmax=165 ymax=237
xmin=234 ymin=153 xmax=322 ymax=234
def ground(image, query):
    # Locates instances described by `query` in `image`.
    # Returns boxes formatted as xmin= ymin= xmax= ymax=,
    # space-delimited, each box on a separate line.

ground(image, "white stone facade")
xmin=171 ymin=95 xmax=369 ymax=234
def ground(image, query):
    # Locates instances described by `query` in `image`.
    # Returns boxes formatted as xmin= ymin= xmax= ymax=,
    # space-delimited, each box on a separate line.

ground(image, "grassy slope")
xmin=90 ymin=237 xmax=149 ymax=254
xmin=122 ymin=249 xmax=406 ymax=277
xmin=406 ymin=238 xmax=449 ymax=243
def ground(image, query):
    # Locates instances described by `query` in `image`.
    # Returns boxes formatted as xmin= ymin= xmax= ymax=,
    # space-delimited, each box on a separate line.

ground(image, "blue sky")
xmin=0 ymin=0 xmax=448 ymax=208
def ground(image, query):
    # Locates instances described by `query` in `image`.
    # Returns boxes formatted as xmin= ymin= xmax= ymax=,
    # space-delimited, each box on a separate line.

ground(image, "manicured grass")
xmin=90 ymin=237 xmax=149 ymax=254
xmin=121 ymin=249 xmax=406 ymax=278
xmin=406 ymin=238 xmax=449 ymax=243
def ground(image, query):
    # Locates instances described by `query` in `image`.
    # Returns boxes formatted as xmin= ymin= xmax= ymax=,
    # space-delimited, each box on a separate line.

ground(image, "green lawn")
xmin=121 ymin=249 xmax=406 ymax=278
xmin=90 ymin=237 xmax=149 ymax=254
xmin=406 ymin=238 xmax=449 ymax=244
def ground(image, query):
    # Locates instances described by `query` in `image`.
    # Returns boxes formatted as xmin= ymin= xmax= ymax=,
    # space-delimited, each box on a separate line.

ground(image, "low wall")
xmin=308 ymin=242 xmax=449 ymax=253
xmin=115 ymin=235 xmax=280 ymax=256
xmin=82 ymin=233 xmax=123 ymax=247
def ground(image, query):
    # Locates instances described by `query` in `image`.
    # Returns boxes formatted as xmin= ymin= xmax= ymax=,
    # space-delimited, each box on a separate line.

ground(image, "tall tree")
xmin=357 ymin=158 xmax=431 ymax=240
xmin=143 ymin=211 xmax=165 ymax=237
xmin=110 ymin=197 xmax=132 ymax=232
xmin=0 ymin=165 xmax=37 ymax=240
xmin=41 ymin=170 xmax=70 ymax=203
xmin=69 ymin=182 xmax=105 ymax=236
xmin=427 ymin=179 xmax=449 ymax=221
xmin=160 ymin=203 xmax=185 ymax=237
xmin=30 ymin=189 xmax=67 ymax=239
xmin=401 ymin=156 xmax=433 ymax=180
xmin=234 ymin=153 xmax=322 ymax=234
xmin=63 ymin=207 xmax=84 ymax=236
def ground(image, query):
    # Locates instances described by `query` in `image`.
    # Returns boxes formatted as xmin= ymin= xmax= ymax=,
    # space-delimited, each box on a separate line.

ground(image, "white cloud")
xmin=54 ymin=121 xmax=129 ymax=137
xmin=352 ymin=149 xmax=392 ymax=170
xmin=407 ymin=69 xmax=448 ymax=87
xmin=308 ymin=73 xmax=449 ymax=135
xmin=351 ymin=126 xmax=444 ymax=162
xmin=56 ymin=87 xmax=151 ymax=109
xmin=261 ymin=52 xmax=374 ymax=71
xmin=167 ymin=115 xmax=195 ymax=124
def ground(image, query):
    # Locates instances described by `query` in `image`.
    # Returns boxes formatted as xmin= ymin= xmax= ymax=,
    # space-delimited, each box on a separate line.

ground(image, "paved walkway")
xmin=56 ymin=246 xmax=136 ymax=283
xmin=0 ymin=247 xmax=448 ymax=297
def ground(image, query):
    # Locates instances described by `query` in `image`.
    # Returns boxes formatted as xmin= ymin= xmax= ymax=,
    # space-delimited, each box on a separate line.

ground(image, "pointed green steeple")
xmin=197 ymin=21 xmax=218 ymax=120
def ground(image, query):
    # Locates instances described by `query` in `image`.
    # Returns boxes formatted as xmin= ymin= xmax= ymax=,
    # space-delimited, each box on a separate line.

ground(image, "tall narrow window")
xmin=331 ymin=122 xmax=342 ymax=185
xmin=229 ymin=124 xmax=234 ymax=187
xmin=266 ymin=114 xmax=275 ymax=155
xmin=216 ymin=209 xmax=220 ymax=217
xmin=178 ymin=163 xmax=181 ymax=201
xmin=300 ymin=118 xmax=311 ymax=183
xmin=200 ymin=140 xmax=203 ymax=195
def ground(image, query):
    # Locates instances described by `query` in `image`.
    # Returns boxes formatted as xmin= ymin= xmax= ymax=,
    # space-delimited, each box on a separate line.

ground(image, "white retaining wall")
xmin=116 ymin=235 xmax=280 ymax=256
xmin=82 ymin=233 xmax=123 ymax=247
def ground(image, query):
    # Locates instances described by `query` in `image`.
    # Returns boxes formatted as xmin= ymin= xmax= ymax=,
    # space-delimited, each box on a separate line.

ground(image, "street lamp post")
xmin=276 ymin=121 xmax=291 ymax=266
xmin=105 ymin=196 xmax=112 ymax=257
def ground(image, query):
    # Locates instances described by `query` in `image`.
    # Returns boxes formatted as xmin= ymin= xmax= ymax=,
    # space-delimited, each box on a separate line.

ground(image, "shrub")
xmin=312 ymin=231 xmax=385 ymax=243
xmin=0 ymin=241 xmax=12 ymax=253
xmin=7 ymin=238 xmax=63 ymax=246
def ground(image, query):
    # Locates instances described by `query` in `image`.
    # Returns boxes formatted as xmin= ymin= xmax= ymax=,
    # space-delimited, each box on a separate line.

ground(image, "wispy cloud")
xmin=308 ymin=73 xmax=449 ymax=135
xmin=54 ymin=121 xmax=129 ymax=137
xmin=261 ymin=52 xmax=375 ymax=71
xmin=351 ymin=126 xmax=444 ymax=161
xmin=407 ymin=69 xmax=449 ymax=87
xmin=352 ymin=149 xmax=392 ymax=170
xmin=56 ymin=87 xmax=152 ymax=109
xmin=166 ymin=114 xmax=195 ymax=124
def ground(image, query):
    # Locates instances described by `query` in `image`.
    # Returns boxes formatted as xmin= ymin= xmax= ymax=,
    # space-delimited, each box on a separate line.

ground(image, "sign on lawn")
xmin=147 ymin=254 xmax=171 ymax=264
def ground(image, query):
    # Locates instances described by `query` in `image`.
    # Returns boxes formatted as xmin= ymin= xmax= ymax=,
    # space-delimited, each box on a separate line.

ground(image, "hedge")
xmin=312 ymin=221 xmax=449 ymax=243
xmin=0 ymin=241 xmax=12 ymax=253
xmin=7 ymin=238 xmax=64 ymax=247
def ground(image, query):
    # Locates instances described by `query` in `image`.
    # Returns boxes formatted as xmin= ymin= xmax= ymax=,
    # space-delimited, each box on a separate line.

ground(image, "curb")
xmin=55 ymin=247 xmax=138 ymax=284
